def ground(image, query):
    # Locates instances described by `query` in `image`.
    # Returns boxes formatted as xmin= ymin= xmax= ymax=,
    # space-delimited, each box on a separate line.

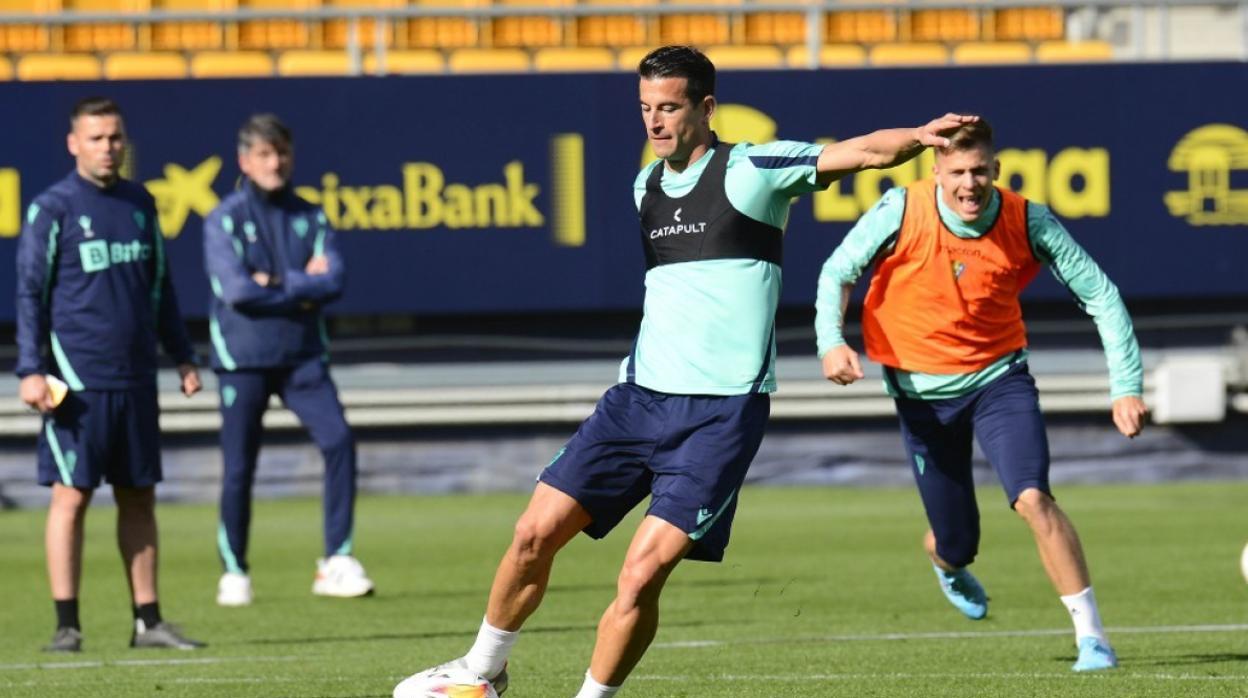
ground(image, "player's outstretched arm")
xmin=815 ymin=113 xmax=979 ymax=185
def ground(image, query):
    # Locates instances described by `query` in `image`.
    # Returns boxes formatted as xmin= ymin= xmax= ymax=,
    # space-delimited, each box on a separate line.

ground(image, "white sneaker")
xmin=312 ymin=555 xmax=374 ymax=598
xmin=217 ymin=572 xmax=253 ymax=607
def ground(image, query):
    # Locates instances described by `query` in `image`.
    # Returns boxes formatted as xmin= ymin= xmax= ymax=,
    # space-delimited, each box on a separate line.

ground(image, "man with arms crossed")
xmin=815 ymin=118 xmax=1145 ymax=671
xmin=204 ymin=114 xmax=372 ymax=606
xmin=395 ymin=46 xmax=973 ymax=696
xmin=17 ymin=97 xmax=204 ymax=652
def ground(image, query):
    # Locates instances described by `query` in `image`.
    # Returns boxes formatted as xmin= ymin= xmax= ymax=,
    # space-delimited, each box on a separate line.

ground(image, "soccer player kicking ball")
xmin=394 ymin=44 xmax=975 ymax=697
xmin=815 ymin=117 xmax=1146 ymax=672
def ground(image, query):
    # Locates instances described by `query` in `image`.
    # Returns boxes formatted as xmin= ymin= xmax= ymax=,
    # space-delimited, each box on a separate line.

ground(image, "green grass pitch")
xmin=1 ymin=482 xmax=1246 ymax=696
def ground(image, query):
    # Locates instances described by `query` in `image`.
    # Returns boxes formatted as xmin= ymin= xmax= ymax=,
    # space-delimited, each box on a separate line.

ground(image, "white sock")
xmin=463 ymin=617 xmax=519 ymax=679
xmin=1060 ymin=586 xmax=1107 ymax=645
xmin=572 ymin=671 xmax=620 ymax=698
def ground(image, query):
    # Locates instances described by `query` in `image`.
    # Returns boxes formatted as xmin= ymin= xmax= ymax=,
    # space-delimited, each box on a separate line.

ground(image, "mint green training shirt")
xmin=815 ymin=185 xmax=1143 ymax=401
xmin=623 ymin=140 xmax=826 ymax=395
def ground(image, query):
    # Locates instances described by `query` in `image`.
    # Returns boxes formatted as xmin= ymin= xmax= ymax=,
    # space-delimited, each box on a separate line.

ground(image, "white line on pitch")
xmin=632 ymin=672 xmax=1248 ymax=682
xmin=0 ymin=655 xmax=302 ymax=672
xmin=654 ymin=623 xmax=1248 ymax=649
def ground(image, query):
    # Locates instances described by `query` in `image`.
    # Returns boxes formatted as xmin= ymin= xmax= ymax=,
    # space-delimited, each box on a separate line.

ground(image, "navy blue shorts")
xmin=538 ymin=383 xmax=770 ymax=562
xmin=37 ymin=388 xmax=162 ymax=489
xmin=892 ymin=362 xmax=1050 ymax=567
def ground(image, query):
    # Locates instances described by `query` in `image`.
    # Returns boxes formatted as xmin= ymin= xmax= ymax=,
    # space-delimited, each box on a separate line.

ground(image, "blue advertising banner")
xmin=1 ymin=62 xmax=1245 ymax=321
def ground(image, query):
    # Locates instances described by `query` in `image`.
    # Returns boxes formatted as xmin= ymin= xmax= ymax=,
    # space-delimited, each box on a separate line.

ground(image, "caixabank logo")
xmin=1164 ymin=124 xmax=1248 ymax=225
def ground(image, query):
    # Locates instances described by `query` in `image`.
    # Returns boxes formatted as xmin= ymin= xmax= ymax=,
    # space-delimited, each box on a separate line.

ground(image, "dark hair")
xmin=937 ymin=118 xmax=994 ymax=155
xmin=238 ymin=113 xmax=293 ymax=153
xmin=70 ymin=97 xmax=121 ymax=126
xmin=638 ymin=45 xmax=716 ymax=105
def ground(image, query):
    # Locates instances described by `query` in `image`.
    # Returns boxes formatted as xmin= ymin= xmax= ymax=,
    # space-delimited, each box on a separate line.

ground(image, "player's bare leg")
xmin=585 ymin=515 xmax=693 ymax=691
xmin=115 ymin=485 xmax=159 ymax=605
xmin=47 ymin=484 xmax=93 ymax=602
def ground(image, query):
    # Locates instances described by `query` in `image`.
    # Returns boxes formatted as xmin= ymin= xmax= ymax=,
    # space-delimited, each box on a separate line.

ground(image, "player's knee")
xmin=616 ymin=556 xmax=667 ymax=608
xmin=1012 ymin=488 xmax=1055 ymax=525
xmin=317 ymin=423 xmax=354 ymax=459
xmin=509 ymin=515 xmax=563 ymax=566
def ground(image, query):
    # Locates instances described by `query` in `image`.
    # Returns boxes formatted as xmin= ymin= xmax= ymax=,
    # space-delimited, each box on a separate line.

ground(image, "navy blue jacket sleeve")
xmin=283 ymin=218 xmax=345 ymax=305
xmin=150 ymin=216 xmax=197 ymax=366
xmin=203 ymin=208 xmax=299 ymax=315
xmin=15 ymin=199 xmax=57 ymax=378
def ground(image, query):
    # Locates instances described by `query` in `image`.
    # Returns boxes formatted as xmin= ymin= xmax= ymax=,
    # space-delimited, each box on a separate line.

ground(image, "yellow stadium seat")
xmin=576 ymin=0 xmax=655 ymax=48
xmin=785 ymin=43 xmax=866 ymax=68
xmin=659 ymin=0 xmax=735 ymax=46
xmin=150 ymin=0 xmax=231 ymax=51
xmin=909 ymin=9 xmax=980 ymax=42
xmin=0 ymin=56 xmax=13 ymax=81
xmin=104 ymin=51 xmax=190 ymax=78
xmin=952 ymin=41 xmax=1031 ymax=65
xmin=869 ymin=42 xmax=948 ymax=66
xmin=407 ymin=0 xmax=485 ymax=49
xmin=704 ymin=44 xmax=783 ymax=70
xmin=62 ymin=0 xmax=143 ymax=51
xmin=323 ymin=0 xmax=399 ymax=49
xmin=995 ymin=7 xmax=1064 ymax=41
xmin=278 ymin=49 xmax=357 ymax=75
xmin=1035 ymin=39 xmax=1113 ymax=63
xmin=189 ymin=50 xmax=275 ymax=76
xmin=447 ymin=47 xmax=529 ymax=72
xmin=236 ymin=0 xmax=319 ymax=50
xmin=0 ymin=0 xmax=57 ymax=53
xmin=744 ymin=0 xmax=810 ymax=46
xmin=364 ymin=49 xmax=444 ymax=73
xmin=17 ymin=54 xmax=104 ymax=81
xmin=826 ymin=10 xmax=896 ymax=44
xmin=492 ymin=0 xmax=572 ymax=48
xmin=617 ymin=45 xmax=655 ymax=71
xmin=533 ymin=47 xmax=614 ymax=72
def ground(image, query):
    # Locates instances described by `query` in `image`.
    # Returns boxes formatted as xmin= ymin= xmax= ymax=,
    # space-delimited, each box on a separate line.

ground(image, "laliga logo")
xmin=1164 ymin=124 xmax=1248 ymax=225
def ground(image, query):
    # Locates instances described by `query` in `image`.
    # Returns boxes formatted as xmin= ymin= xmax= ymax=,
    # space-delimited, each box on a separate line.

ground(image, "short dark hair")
xmin=70 ymin=97 xmax=121 ymax=126
xmin=238 ymin=113 xmax=293 ymax=153
xmin=638 ymin=45 xmax=716 ymax=105
xmin=937 ymin=118 xmax=994 ymax=156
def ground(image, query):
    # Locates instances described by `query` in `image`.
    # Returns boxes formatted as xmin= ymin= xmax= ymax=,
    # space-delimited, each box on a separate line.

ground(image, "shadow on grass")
xmin=237 ymin=617 xmax=751 ymax=648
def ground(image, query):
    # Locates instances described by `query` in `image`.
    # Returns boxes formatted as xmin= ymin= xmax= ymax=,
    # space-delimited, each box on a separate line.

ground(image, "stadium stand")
xmin=16 ymin=53 xmax=104 ymax=80
xmin=869 ymin=41 xmax=949 ymax=66
xmin=407 ymin=0 xmax=485 ymax=49
xmin=62 ymin=0 xmax=141 ymax=52
xmin=277 ymin=48 xmax=355 ymax=74
xmin=188 ymin=49 xmax=276 ymax=76
xmin=237 ymin=0 xmax=318 ymax=50
xmin=492 ymin=0 xmax=572 ymax=48
xmin=364 ymin=48 xmax=444 ymax=73
xmin=786 ymin=43 xmax=868 ymax=68
xmin=0 ymin=56 xmax=12 ymax=80
xmin=743 ymin=0 xmax=807 ymax=46
xmin=1035 ymin=39 xmax=1114 ymax=61
xmin=448 ymin=46 xmax=530 ymax=71
xmin=951 ymin=40 xmax=1033 ymax=64
xmin=660 ymin=0 xmax=735 ymax=46
xmin=0 ymin=0 xmax=55 ymax=53
xmin=103 ymin=50 xmax=191 ymax=78
xmin=323 ymin=0 xmax=401 ymax=49
xmin=576 ymin=0 xmax=654 ymax=48
xmin=150 ymin=0 xmax=230 ymax=51
xmin=533 ymin=46 xmax=615 ymax=71
xmin=704 ymin=44 xmax=785 ymax=69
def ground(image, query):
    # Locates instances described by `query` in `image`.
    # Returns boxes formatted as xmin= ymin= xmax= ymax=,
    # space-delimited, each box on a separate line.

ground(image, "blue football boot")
xmin=1072 ymin=636 xmax=1118 ymax=672
xmin=932 ymin=563 xmax=988 ymax=620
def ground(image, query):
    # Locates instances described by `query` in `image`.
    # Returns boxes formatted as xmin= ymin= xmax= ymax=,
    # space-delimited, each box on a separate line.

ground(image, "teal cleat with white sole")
xmin=932 ymin=564 xmax=988 ymax=620
xmin=1072 ymin=636 xmax=1118 ymax=672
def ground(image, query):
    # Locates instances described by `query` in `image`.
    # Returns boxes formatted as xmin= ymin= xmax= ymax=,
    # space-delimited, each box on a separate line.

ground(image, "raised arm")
xmin=816 ymin=113 xmax=979 ymax=186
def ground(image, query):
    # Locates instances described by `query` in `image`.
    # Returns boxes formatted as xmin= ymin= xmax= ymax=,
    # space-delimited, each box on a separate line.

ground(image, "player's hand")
xmin=914 ymin=113 xmax=980 ymax=148
xmin=1111 ymin=395 xmax=1147 ymax=438
xmin=305 ymin=255 xmax=330 ymax=275
xmin=178 ymin=364 xmax=202 ymax=398
xmin=822 ymin=344 xmax=865 ymax=386
xmin=19 ymin=374 xmax=54 ymax=413
xmin=251 ymin=271 xmax=271 ymax=287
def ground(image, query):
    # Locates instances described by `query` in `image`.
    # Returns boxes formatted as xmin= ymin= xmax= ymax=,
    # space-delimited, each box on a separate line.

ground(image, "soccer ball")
xmin=393 ymin=665 xmax=499 ymax=698
xmin=1241 ymin=542 xmax=1248 ymax=584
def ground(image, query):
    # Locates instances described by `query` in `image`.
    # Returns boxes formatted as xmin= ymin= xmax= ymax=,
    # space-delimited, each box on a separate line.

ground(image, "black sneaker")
xmin=130 ymin=621 xmax=205 ymax=650
xmin=43 ymin=627 xmax=83 ymax=653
